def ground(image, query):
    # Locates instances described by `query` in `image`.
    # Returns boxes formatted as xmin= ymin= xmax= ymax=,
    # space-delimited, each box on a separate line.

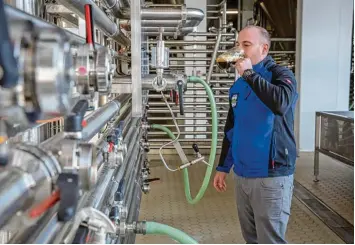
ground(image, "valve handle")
xmin=57 ymin=173 xmax=79 ymax=222
xmin=177 ymin=80 xmax=184 ymax=115
xmin=64 ymin=99 xmax=89 ymax=132
xmin=84 ymin=4 xmax=95 ymax=49
xmin=192 ymin=143 xmax=200 ymax=153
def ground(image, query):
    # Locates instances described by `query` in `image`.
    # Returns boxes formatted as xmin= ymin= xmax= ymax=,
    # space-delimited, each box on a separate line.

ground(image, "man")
xmin=213 ymin=25 xmax=298 ymax=244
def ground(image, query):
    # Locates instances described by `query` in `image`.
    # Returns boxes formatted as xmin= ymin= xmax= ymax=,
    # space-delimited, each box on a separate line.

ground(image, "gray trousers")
xmin=234 ymin=174 xmax=294 ymax=244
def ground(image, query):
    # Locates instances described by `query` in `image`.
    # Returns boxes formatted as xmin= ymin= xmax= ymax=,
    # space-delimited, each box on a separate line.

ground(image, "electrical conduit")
xmin=151 ymin=76 xmax=218 ymax=204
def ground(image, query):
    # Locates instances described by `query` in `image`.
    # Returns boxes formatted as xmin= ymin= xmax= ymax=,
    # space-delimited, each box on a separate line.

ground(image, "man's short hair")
xmin=241 ymin=25 xmax=271 ymax=47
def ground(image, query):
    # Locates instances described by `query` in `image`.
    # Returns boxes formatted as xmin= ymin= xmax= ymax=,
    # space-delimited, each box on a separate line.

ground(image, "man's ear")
xmin=262 ymin=44 xmax=269 ymax=55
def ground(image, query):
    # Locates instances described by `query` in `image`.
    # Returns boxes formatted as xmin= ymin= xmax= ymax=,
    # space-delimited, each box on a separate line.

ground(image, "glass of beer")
xmin=216 ymin=46 xmax=245 ymax=70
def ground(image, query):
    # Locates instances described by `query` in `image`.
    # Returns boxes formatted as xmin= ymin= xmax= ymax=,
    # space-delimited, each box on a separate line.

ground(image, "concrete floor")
xmin=136 ymin=153 xmax=352 ymax=244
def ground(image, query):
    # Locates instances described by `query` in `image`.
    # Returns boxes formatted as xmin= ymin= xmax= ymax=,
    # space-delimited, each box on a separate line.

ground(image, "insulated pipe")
xmin=56 ymin=0 xmax=130 ymax=46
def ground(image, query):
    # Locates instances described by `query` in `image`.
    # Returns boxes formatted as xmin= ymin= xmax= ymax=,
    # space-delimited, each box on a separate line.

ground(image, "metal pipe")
xmin=8 ymin=203 xmax=62 ymax=244
xmin=142 ymin=26 xmax=195 ymax=34
xmin=57 ymin=0 xmax=130 ymax=46
xmin=85 ymin=162 xmax=115 ymax=209
xmin=146 ymin=123 xmax=225 ymax=127
xmin=131 ymin=0 xmax=142 ymax=117
xmin=112 ymin=74 xmax=178 ymax=92
xmin=81 ymin=94 xmax=131 ymax=141
xmin=234 ymin=30 xmax=239 ymax=81
xmin=238 ymin=0 xmax=242 ymax=30
xmin=103 ymin=122 xmax=141 ymax=211
xmin=95 ymin=102 xmax=132 ymax=147
xmin=145 ymin=38 xmax=295 ymax=45
xmin=207 ymin=31 xmax=222 ymax=84
xmin=148 ymin=109 xmax=228 ymax=113
xmin=149 ymin=139 xmax=223 ymax=142
xmin=150 ymin=145 xmax=222 ymax=149
xmin=102 ymin=0 xmax=129 ymax=18
xmin=4 ymin=4 xmax=120 ymax=56
xmin=148 ymin=117 xmax=226 ymax=120
xmin=121 ymin=144 xmax=142 ymax=206
xmin=141 ymin=7 xmax=204 ymax=21
xmin=148 ymin=94 xmax=229 ymax=99
xmin=149 ymin=131 xmax=223 ymax=135
xmin=4 ymin=4 xmax=85 ymax=45
xmin=222 ymin=1 xmax=227 ymax=28
xmin=141 ymin=19 xmax=199 ymax=28
xmin=120 ymin=7 xmax=204 ymax=24
xmin=149 ymin=102 xmax=229 ymax=106
xmin=0 ymin=169 xmax=32 ymax=228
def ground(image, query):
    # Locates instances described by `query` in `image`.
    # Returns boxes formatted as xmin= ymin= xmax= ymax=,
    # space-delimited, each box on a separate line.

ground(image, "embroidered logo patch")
xmin=231 ymin=93 xmax=238 ymax=107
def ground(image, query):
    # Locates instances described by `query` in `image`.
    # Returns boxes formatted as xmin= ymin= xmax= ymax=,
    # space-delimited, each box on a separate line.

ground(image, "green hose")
xmin=151 ymin=76 xmax=218 ymax=205
xmin=145 ymin=221 xmax=198 ymax=244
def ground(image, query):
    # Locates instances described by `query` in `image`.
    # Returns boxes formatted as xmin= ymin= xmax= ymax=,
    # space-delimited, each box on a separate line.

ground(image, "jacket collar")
xmin=252 ymin=55 xmax=275 ymax=72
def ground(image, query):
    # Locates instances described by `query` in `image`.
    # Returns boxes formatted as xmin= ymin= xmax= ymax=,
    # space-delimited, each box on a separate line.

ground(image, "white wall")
xmin=296 ymin=0 xmax=353 ymax=151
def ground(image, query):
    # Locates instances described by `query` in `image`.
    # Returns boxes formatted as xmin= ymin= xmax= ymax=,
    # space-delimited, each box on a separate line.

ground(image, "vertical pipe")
xmin=295 ymin=0 xmax=303 ymax=156
xmin=234 ymin=31 xmax=239 ymax=81
xmin=131 ymin=0 xmax=142 ymax=117
xmin=313 ymin=114 xmax=321 ymax=182
xmin=238 ymin=0 xmax=242 ymax=30
xmin=222 ymin=1 xmax=227 ymax=28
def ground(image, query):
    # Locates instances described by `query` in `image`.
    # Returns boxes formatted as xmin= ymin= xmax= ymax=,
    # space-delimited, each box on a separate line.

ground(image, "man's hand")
xmin=235 ymin=58 xmax=253 ymax=75
xmin=213 ymin=172 xmax=227 ymax=192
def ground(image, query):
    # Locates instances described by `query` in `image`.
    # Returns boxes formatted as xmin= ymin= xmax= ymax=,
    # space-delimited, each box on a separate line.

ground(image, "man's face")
xmin=236 ymin=28 xmax=269 ymax=65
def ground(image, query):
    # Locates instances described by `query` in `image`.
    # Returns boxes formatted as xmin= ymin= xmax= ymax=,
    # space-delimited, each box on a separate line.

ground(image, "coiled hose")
xmin=151 ymin=76 xmax=218 ymax=204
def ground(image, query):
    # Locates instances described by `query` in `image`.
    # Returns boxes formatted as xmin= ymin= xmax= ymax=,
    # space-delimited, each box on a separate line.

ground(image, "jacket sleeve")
xmin=216 ymin=100 xmax=234 ymax=173
xmin=244 ymin=67 xmax=297 ymax=115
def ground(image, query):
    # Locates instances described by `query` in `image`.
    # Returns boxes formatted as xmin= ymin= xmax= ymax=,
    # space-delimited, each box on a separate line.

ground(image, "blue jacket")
xmin=216 ymin=55 xmax=298 ymax=177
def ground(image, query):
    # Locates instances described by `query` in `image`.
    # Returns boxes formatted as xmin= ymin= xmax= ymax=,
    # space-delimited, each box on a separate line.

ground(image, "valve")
xmin=192 ymin=143 xmax=202 ymax=158
xmin=74 ymin=4 xmax=115 ymax=97
xmin=0 ymin=19 xmax=74 ymax=126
